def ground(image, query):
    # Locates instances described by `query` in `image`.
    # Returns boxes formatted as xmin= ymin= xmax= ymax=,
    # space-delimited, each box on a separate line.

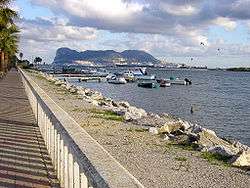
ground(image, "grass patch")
xmin=167 ymin=142 xmax=200 ymax=151
xmin=90 ymin=108 xmax=116 ymax=115
xmin=175 ymin=156 xmax=188 ymax=162
xmin=90 ymin=108 xmax=124 ymax=122
xmin=200 ymin=152 xmax=231 ymax=167
xmin=34 ymin=74 xmax=46 ymax=80
xmin=92 ymin=114 xmax=124 ymax=122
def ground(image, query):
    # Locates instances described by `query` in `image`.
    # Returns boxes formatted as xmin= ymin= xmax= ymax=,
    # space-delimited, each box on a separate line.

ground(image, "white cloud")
xmin=18 ymin=17 xmax=98 ymax=63
xmin=160 ymin=3 xmax=198 ymax=16
xmin=212 ymin=17 xmax=237 ymax=31
xmin=31 ymin=0 xmax=146 ymax=19
xmin=19 ymin=18 xmax=97 ymax=42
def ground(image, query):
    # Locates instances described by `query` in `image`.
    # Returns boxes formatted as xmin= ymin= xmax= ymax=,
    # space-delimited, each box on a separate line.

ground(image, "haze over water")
xmin=69 ymin=69 xmax=250 ymax=146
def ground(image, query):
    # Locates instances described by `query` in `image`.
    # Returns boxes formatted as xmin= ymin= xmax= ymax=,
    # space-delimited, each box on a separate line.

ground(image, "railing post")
xmin=54 ymin=129 xmax=58 ymax=172
xmin=47 ymin=119 xmax=51 ymax=153
xmin=44 ymin=115 xmax=48 ymax=145
xmin=57 ymin=134 xmax=61 ymax=181
xmin=69 ymin=152 xmax=74 ymax=188
xmin=60 ymin=137 xmax=65 ymax=186
xmin=64 ymin=146 xmax=69 ymax=188
xmin=50 ymin=125 xmax=55 ymax=164
xmin=40 ymin=107 xmax=45 ymax=137
xmin=80 ymin=171 xmax=88 ymax=188
xmin=74 ymin=161 xmax=80 ymax=188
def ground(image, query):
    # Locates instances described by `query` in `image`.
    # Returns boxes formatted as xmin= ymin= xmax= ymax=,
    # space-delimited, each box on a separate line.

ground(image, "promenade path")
xmin=0 ymin=69 xmax=60 ymax=187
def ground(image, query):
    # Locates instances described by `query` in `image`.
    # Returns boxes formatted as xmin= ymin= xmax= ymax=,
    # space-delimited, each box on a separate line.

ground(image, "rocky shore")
xmin=26 ymin=70 xmax=250 ymax=187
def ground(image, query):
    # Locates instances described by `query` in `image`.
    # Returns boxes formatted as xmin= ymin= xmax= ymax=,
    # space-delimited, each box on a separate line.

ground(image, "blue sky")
xmin=15 ymin=0 xmax=250 ymax=68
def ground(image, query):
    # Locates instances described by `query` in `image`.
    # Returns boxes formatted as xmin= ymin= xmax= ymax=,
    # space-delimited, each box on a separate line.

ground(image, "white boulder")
xmin=179 ymin=119 xmax=192 ymax=130
xmin=149 ymin=127 xmax=159 ymax=135
xmin=159 ymin=121 xmax=183 ymax=134
xmin=231 ymin=151 xmax=250 ymax=167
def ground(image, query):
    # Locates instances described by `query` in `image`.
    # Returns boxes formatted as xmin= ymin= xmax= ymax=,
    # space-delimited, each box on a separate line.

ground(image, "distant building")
xmin=112 ymin=58 xmax=127 ymax=65
xmin=74 ymin=60 xmax=95 ymax=66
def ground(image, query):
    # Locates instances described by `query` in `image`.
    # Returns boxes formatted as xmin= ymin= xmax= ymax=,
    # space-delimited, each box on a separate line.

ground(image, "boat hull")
xmin=136 ymin=75 xmax=156 ymax=80
xmin=138 ymin=82 xmax=158 ymax=88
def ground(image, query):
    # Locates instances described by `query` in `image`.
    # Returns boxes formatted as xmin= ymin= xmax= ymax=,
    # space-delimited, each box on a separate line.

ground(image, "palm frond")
xmin=0 ymin=8 xmax=18 ymax=28
xmin=0 ymin=0 xmax=11 ymax=7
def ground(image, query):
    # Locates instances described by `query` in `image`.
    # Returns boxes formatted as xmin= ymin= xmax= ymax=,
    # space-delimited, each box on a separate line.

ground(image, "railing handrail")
xmin=20 ymin=68 xmax=144 ymax=188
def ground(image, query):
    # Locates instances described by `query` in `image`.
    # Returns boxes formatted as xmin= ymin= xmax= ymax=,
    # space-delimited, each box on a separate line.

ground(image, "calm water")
xmin=68 ymin=69 xmax=250 ymax=146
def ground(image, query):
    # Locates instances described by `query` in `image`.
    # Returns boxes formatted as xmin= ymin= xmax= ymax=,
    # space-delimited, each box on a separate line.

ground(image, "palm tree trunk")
xmin=4 ymin=54 xmax=9 ymax=72
xmin=0 ymin=51 xmax=5 ymax=72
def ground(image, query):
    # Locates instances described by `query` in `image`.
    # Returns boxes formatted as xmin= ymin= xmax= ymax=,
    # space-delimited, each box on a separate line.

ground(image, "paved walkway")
xmin=0 ymin=69 xmax=60 ymax=187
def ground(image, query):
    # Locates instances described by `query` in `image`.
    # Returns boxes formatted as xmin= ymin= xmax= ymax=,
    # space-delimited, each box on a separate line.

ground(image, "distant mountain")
xmin=121 ymin=50 xmax=158 ymax=63
xmin=53 ymin=47 xmax=160 ymax=65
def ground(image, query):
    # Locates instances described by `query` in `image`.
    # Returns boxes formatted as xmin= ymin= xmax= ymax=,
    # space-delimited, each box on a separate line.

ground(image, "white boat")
xmin=169 ymin=79 xmax=187 ymax=85
xmin=107 ymin=74 xmax=127 ymax=84
xmin=128 ymin=68 xmax=156 ymax=80
xmin=123 ymin=71 xmax=136 ymax=82
xmin=165 ymin=78 xmax=187 ymax=85
xmin=135 ymin=74 xmax=156 ymax=80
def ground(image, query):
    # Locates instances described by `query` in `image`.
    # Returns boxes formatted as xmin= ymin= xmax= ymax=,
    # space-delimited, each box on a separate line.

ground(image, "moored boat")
xmin=158 ymin=80 xmax=171 ymax=87
xmin=165 ymin=77 xmax=192 ymax=85
xmin=123 ymin=71 xmax=136 ymax=82
xmin=107 ymin=74 xmax=127 ymax=84
xmin=138 ymin=82 xmax=159 ymax=88
xmin=128 ymin=68 xmax=156 ymax=80
xmin=167 ymin=79 xmax=187 ymax=85
xmin=136 ymin=74 xmax=156 ymax=80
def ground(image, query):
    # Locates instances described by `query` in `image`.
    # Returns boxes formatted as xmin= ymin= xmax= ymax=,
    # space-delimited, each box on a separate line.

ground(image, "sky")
xmin=13 ymin=0 xmax=250 ymax=68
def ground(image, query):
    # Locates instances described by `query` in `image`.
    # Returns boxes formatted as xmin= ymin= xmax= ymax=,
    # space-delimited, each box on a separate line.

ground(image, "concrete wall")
xmin=20 ymin=69 xmax=144 ymax=188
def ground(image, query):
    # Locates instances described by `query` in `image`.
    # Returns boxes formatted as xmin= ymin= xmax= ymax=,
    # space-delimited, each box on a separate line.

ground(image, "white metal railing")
xmin=19 ymin=69 xmax=144 ymax=188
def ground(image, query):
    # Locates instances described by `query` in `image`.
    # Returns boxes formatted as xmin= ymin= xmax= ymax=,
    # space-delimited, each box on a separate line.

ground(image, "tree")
xmin=34 ymin=57 xmax=42 ymax=65
xmin=0 ymin=24 xmax=19 ymax=71
xmin=0 ymin=0 xmax=19 ymax=72
xmin=19 ymin=52 xmax=23 ymax=61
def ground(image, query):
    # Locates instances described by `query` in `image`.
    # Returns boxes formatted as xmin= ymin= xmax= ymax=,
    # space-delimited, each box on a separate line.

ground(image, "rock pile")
xmin=149 ymin=119 xmax=250 ymax=168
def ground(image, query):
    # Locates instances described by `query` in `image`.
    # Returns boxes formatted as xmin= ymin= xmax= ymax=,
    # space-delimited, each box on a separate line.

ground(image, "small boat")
xmin=130 ymin=68 xmax=155 ymax=80
xmin=165 ymin=77 xmax=192 ymax=85
xmin=123 ymin=71 xmax=136 ymax=82
xmin=136 ymin=75 xmax=156 ymax=80
xmin=158 ymin=80 xmax=171 ymax=87
xmin=138 ymin=82 xmax=159 ymax=88
xmin=168 ymin=79 xmax=186 ymax=85
xmin=107 ymin=74 xmax=127 ymax=84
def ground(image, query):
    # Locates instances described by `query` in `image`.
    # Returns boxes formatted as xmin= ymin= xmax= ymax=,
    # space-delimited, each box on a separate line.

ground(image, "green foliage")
xmin=0 ymin=0 xmax=19 ymax=72
xmin=175 ymin=157 xmax=187 ymax=162
xmin=90 ymin=108 xmax=124 ymax=122
xmin=167 ymin=142 xmax=200 ymax=151
xmin=200 ymin=152 xmax=231 ymax=166
xmin=34 ymin=57 xmax=43 ymax=64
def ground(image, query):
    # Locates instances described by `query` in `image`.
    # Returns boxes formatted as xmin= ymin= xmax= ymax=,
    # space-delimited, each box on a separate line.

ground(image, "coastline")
xmin=25 ymin=69 xmax=250 ymax=187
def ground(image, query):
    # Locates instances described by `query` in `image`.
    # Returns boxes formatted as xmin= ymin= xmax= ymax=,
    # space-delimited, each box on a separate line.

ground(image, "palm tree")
xmin=0 ymin=0 xmax=19 ymax=72
xmin=19 ymin=52 xmax=23 ymax=61
xmin=0 ymin=24 xmax=19 ymax=72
